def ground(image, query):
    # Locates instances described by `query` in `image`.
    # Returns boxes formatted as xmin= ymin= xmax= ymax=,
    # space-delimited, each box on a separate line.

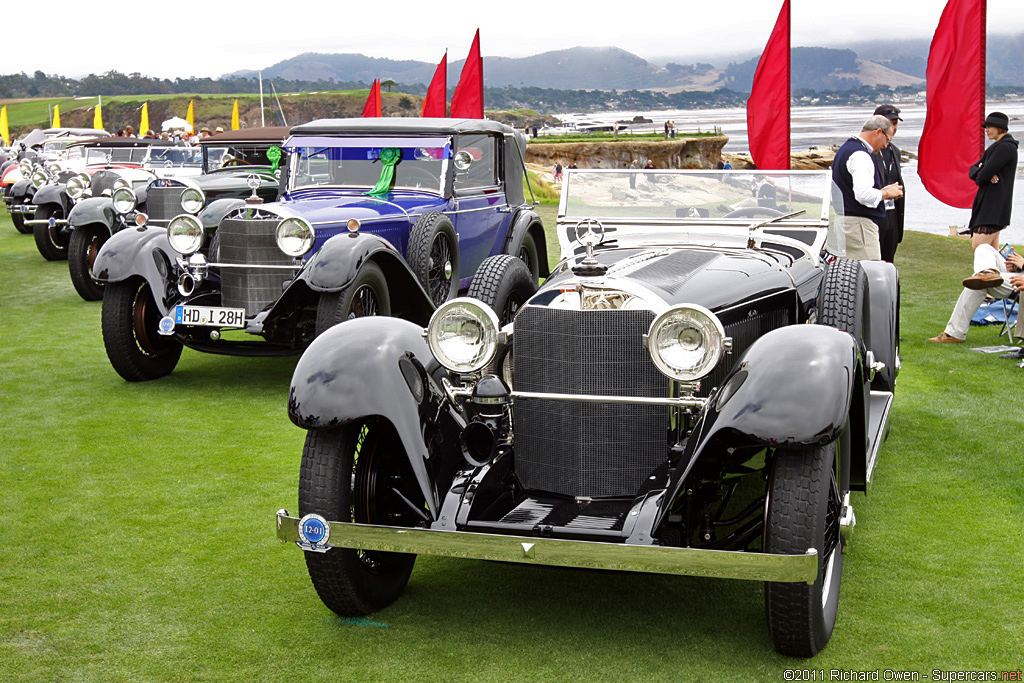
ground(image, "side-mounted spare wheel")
xmin=407 ymin=211 xmax=459 ymax=307
xmin=299 ymin=420 xmax=422 ymax=616
xmin=466 ymin=254 xmax=538 ymax=326
xmin=816 ymin=259 xmax=868 ymax=350
xmin=68 ymin=225 xmax=109 ymax=301
xmin=101 ymin=276 xmax=182 ymax=382
xmin=32 ymin=204 xmax=68 ymax=261
xmin=314 ymin=261 xmax=391 ymax=336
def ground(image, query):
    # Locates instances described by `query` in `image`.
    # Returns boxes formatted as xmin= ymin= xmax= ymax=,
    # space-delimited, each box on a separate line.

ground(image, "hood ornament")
xmin=571 ymin=219 xmax=608 ymax=277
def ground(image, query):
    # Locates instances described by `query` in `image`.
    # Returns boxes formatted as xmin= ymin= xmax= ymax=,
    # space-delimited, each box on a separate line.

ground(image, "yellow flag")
xmin=52 ymin=104 xmax=61 ymax=128
xmin=140 ymin=103 xmax=149 ymax=138
xmin=93 ymin=97 xmax=103 ymax=130
xmin=186 ymin=99 xmax=194 ymax=133
xmin=0 ymin=106 xmax=9 ymax=146
xmin=231 ymin=99 xmax=239 ymax=131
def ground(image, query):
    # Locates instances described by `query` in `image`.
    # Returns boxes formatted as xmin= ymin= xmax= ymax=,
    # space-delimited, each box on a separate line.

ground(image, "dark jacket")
xmin=876 ymin=142 xmax=905 ymax=242
xmin=968 ymin=133 xmax=1018 ymax=229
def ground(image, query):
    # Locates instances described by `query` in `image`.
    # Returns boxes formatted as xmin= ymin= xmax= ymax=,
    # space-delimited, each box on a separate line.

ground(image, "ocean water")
xmin=557 ymin=102 xmax=1024 ymax=244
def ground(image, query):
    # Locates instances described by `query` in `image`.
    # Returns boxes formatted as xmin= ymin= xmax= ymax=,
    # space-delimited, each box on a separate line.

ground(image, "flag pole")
xmin=259 ymin=72 xmax=265 ymax=128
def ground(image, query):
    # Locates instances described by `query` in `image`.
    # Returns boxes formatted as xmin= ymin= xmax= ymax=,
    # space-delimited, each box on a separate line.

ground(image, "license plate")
xmin=174 ymin=305 xmax=246 ymax=328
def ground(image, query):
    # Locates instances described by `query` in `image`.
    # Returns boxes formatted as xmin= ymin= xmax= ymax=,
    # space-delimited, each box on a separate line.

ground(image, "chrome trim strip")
xmin=511 ymin=390 xmax=706 ymax=408
xmin=275 ymin=513 xmax=818 ymax=583
xmin=209 ymin=262 xmax=302 ymax=270
xmin=864 ymin=390 xmax=893 ymax=488
xmin=24 ymin=218 xmax=68 ymax=226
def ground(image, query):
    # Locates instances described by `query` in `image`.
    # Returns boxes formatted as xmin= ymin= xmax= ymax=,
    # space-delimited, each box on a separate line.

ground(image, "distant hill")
xmin=226 ymin=32 xmax=1024 ymax=91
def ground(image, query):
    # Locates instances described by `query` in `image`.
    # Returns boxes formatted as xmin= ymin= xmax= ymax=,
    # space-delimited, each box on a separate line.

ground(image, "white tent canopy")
xmin=161 ymin=117 xmax=192 ymax=133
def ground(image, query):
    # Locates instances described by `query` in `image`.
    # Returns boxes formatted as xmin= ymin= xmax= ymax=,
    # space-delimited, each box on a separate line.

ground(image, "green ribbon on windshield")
xmin=367 ymin=147 xmax=402 ymax=196
xmin=267 ymin=146 xmax=282 ymax=172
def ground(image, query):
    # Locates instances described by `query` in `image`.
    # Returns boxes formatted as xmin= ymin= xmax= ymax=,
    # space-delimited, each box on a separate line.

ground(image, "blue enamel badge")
xmin=297 ymin=514 xmax=331 ymax=553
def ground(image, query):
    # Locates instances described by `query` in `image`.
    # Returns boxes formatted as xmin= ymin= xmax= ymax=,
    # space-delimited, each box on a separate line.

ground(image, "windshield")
xmin=559 ymin=169 xmax=847 ymax=257
xmin=146 ymin=147 xmax=201 ymax=167
xmin=84 ymin=146 xmax=152 ymax=165
xmin=286 ymin=136 xmax=450 ymax=194
xmin=202 ymin=143 xmax=285 ymax=173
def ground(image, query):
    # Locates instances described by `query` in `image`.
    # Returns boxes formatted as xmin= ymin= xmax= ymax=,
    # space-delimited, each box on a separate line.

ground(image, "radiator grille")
xmin=144 ymin=186 xmax=183 ymax=226
xmin=513 ymin=307 xmax=668 ymax=498
xmin=218 ymin=217 xmax=294 ymax=315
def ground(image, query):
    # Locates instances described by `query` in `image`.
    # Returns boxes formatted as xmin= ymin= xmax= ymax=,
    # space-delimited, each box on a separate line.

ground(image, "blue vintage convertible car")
xmin=92 ymin=118 xmax=547 ymax=381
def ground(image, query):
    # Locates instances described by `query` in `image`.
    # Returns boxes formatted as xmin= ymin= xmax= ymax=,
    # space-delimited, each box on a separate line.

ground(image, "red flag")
xmin=422 ymin=52 xmax=448 ymax=117
xmin=918 ymin=0 xmax=986 ymax=208
xmin=361 ymin=79 xmax=382 ymax=117
xmin=451 ymin=29 xmax=483 ymax=119
xmin=745 ymin=0 xmax=790 ymax=170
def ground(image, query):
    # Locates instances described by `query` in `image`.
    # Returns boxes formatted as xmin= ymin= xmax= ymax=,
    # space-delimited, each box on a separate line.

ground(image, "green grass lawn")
xmin=1 ymin=207 xmax=1022 ymax=681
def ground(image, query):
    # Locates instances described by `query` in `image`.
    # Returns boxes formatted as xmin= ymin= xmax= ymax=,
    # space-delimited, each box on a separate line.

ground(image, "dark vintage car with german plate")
xmin=65 ymin=128 xmax=289 ymax=300
xmin=93 ymin=118 xmax=546 ymax=382
xmin=275 ymin=168 xmax=898 ymax=657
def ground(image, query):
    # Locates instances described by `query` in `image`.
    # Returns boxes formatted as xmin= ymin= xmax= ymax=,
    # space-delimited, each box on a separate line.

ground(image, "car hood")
xmin=274 ymin=189 xmax=446 ymax=225
xmin=541 ymin=246 xmax=803 ymax=312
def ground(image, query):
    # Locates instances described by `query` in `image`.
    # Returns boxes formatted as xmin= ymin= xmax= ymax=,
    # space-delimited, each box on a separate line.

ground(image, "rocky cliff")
xmin=525 ymin=136 xmax=728 ymax=170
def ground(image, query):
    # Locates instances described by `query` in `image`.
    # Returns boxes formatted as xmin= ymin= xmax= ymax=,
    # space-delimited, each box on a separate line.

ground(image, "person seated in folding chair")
xmin=927 ymin=245 xmax=1024 ymax=344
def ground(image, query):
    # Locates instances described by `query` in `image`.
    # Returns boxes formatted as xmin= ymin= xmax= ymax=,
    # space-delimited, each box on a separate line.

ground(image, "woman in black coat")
xmin=968 ymin=111 xmax=1018 ymax=251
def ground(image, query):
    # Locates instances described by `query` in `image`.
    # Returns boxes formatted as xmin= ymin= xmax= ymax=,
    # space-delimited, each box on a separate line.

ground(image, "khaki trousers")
xmin=842 ymin=215 xmax=881 ymax=261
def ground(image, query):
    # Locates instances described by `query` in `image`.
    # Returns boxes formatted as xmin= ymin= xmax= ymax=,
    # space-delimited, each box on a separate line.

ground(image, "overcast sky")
xmin=6 ymin=0 xmax=1024 ymax=80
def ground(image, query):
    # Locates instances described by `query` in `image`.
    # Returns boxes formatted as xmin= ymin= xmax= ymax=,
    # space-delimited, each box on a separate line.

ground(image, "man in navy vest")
xmin=831 ymin=116 xmax=904 ymax=260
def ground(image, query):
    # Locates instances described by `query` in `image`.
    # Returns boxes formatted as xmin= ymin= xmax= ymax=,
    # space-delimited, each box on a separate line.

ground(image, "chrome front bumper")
xmin=275 ymin=511 xmax=818 ymax=584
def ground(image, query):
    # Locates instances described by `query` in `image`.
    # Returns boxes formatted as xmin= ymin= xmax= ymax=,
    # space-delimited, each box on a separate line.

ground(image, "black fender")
xmin=68 ymin=197 xmax=119 ymax=232
xmin=91 ymin=226 xmax=177 ymax=313
xmin=860 ymin=260 xmax=899 ymax=392
xmin=656 ymin=325 xmax=860 ymax=528
xmin=10 ymin=179 xmax=34 ymax=201
xmin=288 ymin=231 xmax=435 ymax=324
xmin=504 ymin=208 xmax=550 ymax=278
xmin=197 ymin=197 xmax=246 ymax=229
xmin=288 ymin=316 xmax=443 ymax=517
xmin=32 ymin=183 xmax=71 ymax=214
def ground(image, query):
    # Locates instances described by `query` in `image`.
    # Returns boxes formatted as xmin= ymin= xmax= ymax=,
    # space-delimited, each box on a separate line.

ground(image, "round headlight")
xmin=31 ymin=170 xmax=48 ymax=188
xmin=113 ymin=177 xmax=131 ymax=191
xmin=275 ymin=217 xmax=314 ymax=257
xmin=647 ymin=304 xmax=727 ymax=382
xmin=427 ymin=298 xmax=500 ymax=374
xmin=167 ymin=214 xmax=204 ymax=255
xmin=180 ymin=187 xmax=205 ymax=214
xmin=19 ymin=159 xmax=32 ymax=175
xmin=112 ymin=187 xmax=137 ymax=214
xmin=66 ymin=174 xmax=86 ymax=199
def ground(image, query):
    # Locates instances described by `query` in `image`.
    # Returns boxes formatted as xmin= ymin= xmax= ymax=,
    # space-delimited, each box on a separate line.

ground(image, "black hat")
xmin=874 ymin=104 xmax=902 ymax=122
xmin=983 ymin=112 xmax=1009 ymax=129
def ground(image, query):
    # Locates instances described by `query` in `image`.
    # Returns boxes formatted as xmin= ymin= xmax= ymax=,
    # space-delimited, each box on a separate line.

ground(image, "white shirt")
xmin=845 ymin=136 xmax=883 ymax=209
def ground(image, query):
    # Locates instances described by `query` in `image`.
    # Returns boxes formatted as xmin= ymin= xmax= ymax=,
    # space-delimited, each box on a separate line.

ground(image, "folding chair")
xmin=999 ymin=290 xmax=1020 ymax=342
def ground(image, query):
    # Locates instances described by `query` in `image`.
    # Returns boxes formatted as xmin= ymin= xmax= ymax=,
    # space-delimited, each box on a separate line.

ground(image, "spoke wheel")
xmin=299 ymin=421 xmax=422 ymax=616
xmin=765 ymin=444 xmax=844 ymax=657
xmin=101 ymin=277 xmax=182 ymax=382
xmin=408 ymin=211 xmax=459 ymax=306
xmin=315 ymin=261 xmax=391 ymax=336
xmin=32 ymin=204 xmax=68 ymax=261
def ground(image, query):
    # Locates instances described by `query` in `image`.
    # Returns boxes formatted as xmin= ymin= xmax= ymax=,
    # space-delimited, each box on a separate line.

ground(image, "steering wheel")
xmin=399 ymin=166 xmax=440 ymax=189
xmin=721 ymin=207 xmax=784 ymax=219
xmin=222 ymin=158 xmax=252 ymax=167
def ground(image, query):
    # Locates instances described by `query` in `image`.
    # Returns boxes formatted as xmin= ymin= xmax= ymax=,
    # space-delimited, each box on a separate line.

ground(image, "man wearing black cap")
xmin=873 ymin=104 xmax=905 ymax=262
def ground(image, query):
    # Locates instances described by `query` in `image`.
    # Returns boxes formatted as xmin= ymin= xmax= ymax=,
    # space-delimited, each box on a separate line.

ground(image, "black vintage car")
xmin=28 ymin=137 xmax=193 ymax=263
xmin=276 ymin=168 xmax=899 ymax=657
xmin=65 ymin=128 xmax=289 ymax=300
xmin=93 ymin=118 xmax=545 ymax=383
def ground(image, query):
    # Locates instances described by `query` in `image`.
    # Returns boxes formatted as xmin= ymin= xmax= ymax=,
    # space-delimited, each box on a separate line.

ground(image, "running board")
xmin=864 ymin=390 xmax=893 ymax=489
